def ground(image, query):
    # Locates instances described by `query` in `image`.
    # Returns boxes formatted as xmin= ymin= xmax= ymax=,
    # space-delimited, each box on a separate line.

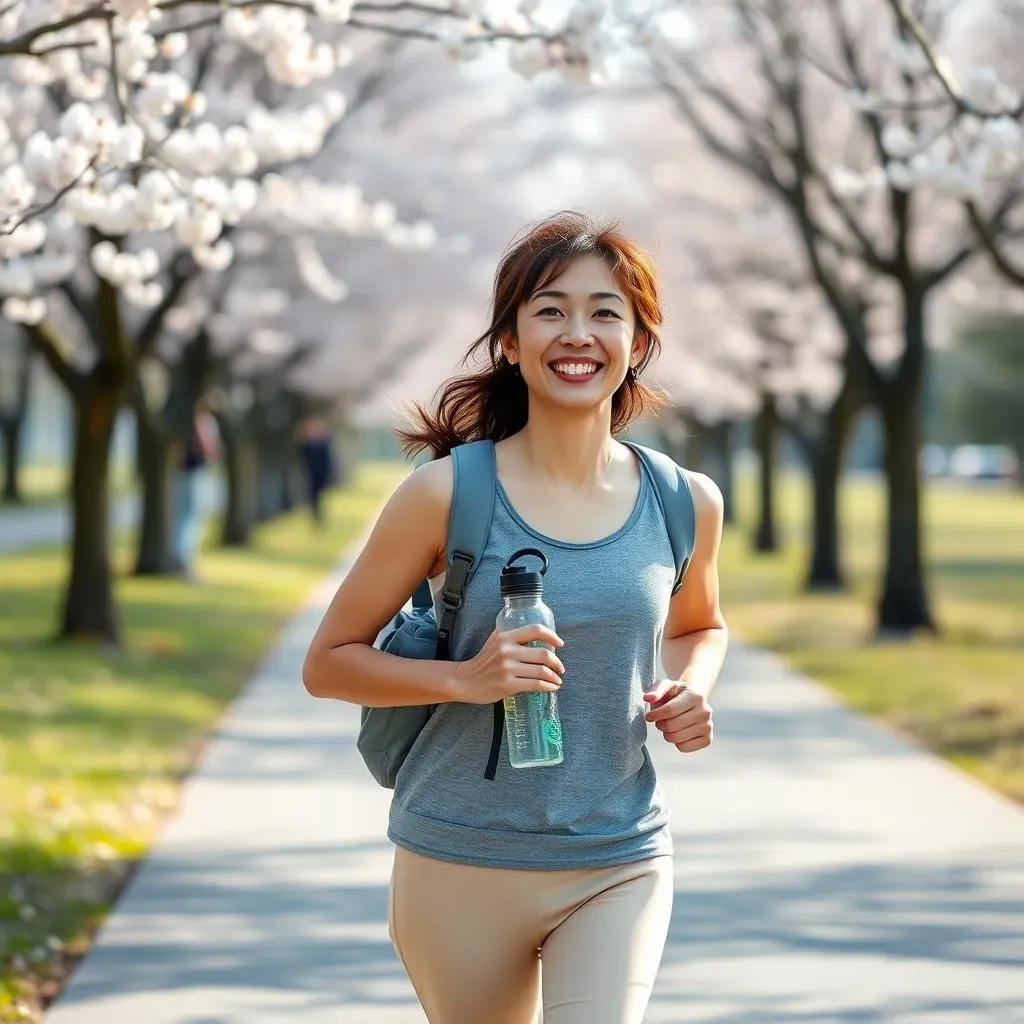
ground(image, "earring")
xmin=626 ymin=364 xmax=636 ymax=381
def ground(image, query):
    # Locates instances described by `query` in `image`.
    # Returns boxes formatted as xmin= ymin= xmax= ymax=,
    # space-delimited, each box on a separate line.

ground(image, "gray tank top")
xmin=387 ymin=463 xmax=676 ymax=870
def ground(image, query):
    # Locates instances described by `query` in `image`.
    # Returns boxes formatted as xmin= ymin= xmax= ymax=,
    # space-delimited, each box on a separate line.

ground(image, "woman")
xmin=302 ymin=211 xmax=728 ymax=1023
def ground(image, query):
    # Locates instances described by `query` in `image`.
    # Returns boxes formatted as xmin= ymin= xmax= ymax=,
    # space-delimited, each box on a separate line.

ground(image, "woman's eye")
xmin=595 ymin=309 xmax=620 ymax=319
xmin=537 ymin=307 xmax=563 ymax=316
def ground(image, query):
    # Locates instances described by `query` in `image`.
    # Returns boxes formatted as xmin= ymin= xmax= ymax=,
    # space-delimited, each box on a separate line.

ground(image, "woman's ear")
xmin=630 ymin=330 xmax=650 ymax=368
xmin=499 ymin=333 xmax=519 ymax=366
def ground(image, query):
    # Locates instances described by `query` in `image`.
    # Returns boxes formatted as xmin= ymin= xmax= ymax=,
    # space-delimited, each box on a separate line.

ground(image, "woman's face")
xmin=506 ymin=255 xmax=645 ymax=414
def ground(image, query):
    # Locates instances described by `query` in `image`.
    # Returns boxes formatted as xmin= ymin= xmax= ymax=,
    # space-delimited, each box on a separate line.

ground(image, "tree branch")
xmin=24 ymin=321 xmax=86 ymax=397
xmin=965 ymin=199 xmax=1024 ymax=286
xmin=884 ymin=0 xmax=1024 ymax=119
xmin=137 ymin=253 xmax=201 ymax=357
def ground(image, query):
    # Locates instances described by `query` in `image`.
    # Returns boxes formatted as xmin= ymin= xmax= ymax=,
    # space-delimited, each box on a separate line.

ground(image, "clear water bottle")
xmin=497 ymin=548 xmax=564 ymax=769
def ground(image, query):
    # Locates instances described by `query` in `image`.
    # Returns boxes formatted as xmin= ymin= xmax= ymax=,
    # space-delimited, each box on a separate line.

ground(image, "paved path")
xmin=0 ymin=495 xmax=139 ymax=554
xmin=0 ymin=475 xmax=226 ymax=555
xmin=45 ymin=561 xmax=1024 ymax=1023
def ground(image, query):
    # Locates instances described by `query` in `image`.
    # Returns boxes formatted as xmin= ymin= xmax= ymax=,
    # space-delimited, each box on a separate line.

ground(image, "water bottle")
xmin=496 ymin=548 xmax=564 ymax=769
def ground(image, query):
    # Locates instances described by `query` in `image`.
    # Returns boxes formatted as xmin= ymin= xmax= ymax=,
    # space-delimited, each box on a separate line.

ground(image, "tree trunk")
xmin=62 ymin=384 xmax=121 ymax=643
xmin=874 ymin=288 xmax=935 ymax=635
xmin=802 ymin=373 xmax=858 ymax=591
xmin=684 ymin=427 xmax=705 ymax=474
xmin=1 ymin=331 xmax=33 ymax=504
xmin=752 ymin=393 xmax=779 ymax=553
xmin=221 ymin=424 xmax=257 ymax=547
xmin=1 ymin=417 xmax=24 ymax=503
xmin=804 ymin=431 xmax=844 ymax=591
xmin=705 ymin=420 xmax=735 ymax=524
xmin=877 ymin=387 xmax=934 ymax=633
xmin=133 ymin=414 xmax=176 ymax=575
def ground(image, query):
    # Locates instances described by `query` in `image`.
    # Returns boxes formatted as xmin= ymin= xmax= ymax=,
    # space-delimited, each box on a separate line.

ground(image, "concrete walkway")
xmin=0 ymin=495 xmax=138 ymax=554
xmin=0 ymin=475 xmax=226 ymax=555
xmin=45 ymin=562 xmax=1024 ymax=1023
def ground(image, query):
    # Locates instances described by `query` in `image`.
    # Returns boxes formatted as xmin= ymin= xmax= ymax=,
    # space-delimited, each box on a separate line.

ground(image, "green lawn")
xmin=8 ymin=462 xmax=134 ymax=507
xmin=0 ymin=461 xmax=405 ymax=1022
xmin=719 ymin=471 xmax=1024 ymax=805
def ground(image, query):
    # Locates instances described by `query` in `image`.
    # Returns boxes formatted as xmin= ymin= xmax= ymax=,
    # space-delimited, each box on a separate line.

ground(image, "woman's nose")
xmin=563 ymin=314 xmax=593 ymax=342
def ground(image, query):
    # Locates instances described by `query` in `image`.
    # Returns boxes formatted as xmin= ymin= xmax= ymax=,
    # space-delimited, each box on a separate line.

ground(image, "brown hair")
xmin=397 ymin=210 xmax=666 ymax=460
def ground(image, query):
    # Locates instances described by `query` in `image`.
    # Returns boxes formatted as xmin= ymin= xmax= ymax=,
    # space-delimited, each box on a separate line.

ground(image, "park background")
xmin=0 ymin=0 xmax=1023 ymax=1020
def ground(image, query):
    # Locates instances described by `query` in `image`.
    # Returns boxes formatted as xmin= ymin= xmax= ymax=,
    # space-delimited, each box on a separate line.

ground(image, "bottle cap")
xmin=500 ymin=547 xmax=548 ymax=598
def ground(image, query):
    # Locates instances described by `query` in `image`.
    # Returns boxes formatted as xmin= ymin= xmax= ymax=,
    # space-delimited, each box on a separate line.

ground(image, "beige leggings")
xmin=388 ymin=846 xmax=674 ymax=1024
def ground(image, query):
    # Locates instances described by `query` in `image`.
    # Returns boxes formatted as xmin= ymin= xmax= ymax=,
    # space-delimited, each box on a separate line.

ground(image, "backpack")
xmin=356 ymin=438 xmax=697 ymax=789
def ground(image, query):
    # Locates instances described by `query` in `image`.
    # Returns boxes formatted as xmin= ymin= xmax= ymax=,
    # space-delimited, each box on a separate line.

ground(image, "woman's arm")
xmin=302 ymin=457 xmax=566 ymax=709
xmin=661 ymin=470 xmax=729 ymax=697
xmin=644 ymin=470 xmax=728 ymax=752
xmin=301 ymin=458 xmax=459 ymax=707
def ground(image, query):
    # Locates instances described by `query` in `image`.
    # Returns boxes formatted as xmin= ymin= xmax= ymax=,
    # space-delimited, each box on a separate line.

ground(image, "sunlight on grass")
xmin=0 ymin=460 xmax=405 ymax=1023
xmin=720 ymin=471 xmax=1024 ymax=806
xmin=11 ymin=462 xmax=134 ymax=508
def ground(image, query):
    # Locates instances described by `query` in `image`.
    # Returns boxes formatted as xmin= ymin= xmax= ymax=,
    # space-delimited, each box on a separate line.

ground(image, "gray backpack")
xmin=356 ymin=438 xmax=697 ymax=789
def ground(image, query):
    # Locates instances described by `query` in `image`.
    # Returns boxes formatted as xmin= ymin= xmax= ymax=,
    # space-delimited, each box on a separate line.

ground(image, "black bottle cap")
xmin=500 ymin=547 xmax=548 ymax=598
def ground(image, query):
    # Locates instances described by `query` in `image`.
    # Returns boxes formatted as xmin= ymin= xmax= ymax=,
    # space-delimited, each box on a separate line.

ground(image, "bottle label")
xmin=543 ymin=719 xmax=562 ymax=745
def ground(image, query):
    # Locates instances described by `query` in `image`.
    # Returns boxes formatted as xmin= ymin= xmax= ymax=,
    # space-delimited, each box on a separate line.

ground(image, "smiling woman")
xmin=302 ymin=210 xmax=728 ymax=1024
xmin=394 ymin=210 xmax=665 ymax=459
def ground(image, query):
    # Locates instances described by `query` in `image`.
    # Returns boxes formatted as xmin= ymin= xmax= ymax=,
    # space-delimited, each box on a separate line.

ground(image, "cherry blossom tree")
xmin=0 ymin=0 xmax=638 ymax=641
xmin=849 ymin=0 xmax=1024 ymax=286
xmin=638 ymin=0 xmax=1020 ymax=633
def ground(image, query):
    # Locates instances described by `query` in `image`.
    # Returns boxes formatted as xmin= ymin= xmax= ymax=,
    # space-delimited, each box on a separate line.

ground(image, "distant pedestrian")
xmin=303 ymin=211 xmax=729 ymax=1023
xmin=298 ymin=416 xmax=335 ymax=526
xmin=173 ymin=400 xmax=219 ymax=580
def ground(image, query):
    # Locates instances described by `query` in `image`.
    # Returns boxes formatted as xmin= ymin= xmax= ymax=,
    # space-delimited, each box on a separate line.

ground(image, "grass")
xmin=719 ymin=471 xmax=1024 ymax=805
xmin=6 ymin=463 xmax=134 ymax=508
xmin=0 ymin=461 xmax=405 ymax=1022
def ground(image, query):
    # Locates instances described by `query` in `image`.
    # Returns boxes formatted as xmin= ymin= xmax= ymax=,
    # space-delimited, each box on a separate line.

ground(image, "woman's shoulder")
xmin=681 ymin=468 xmax=723 ymax=515
xmin=680 ymin=468 xmax=725 ymax=546
xmin=393 ymin=455 xmax=454 ymax=517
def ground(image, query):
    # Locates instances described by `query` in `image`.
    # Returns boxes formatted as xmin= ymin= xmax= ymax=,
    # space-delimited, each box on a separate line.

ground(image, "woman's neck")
xmin=513 ymin=406 xmax=618 ymax=489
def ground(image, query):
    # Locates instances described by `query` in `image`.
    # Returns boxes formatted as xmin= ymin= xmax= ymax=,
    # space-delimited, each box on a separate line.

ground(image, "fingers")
xmin=676 ymin=736 xmax=711 ymax=753
xmin=644 ymin=687 xmax=694 ymax=723
xmin=660 ymin=721 xmax=711 ymax=746
xmin=506 ymin=661 xmax=563 ymax=689
xmin=514 ymin=643 xmax=565 ymax=675
xmin=499 ymin=624 xmax=564 ymax=649
xmin=643 ymin=681 xmax=682 ymax=708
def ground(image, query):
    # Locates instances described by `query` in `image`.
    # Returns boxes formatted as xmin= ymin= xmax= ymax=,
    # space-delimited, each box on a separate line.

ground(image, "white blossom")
xmin=885 ymin=160 xmax=914 ymax=192
xmin=3 ymin=296 xmax=47 ymax=323
xmin=159 ymin=33 xmax=189 ymax=60
xmin=881 ymin=123 xmax=918 ymax=160
xmin=193 ymin=238 xmax=234 ymax=271
xmin=0 ymin=0 xmax=604 ymax=326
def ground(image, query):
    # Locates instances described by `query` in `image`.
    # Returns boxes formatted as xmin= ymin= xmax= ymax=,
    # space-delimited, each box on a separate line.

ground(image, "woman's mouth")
xmin=548 ymin=359 xmax=603 ymax=383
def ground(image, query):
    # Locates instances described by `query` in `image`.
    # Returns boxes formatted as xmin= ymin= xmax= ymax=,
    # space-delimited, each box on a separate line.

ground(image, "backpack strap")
xmin=434 ymin=440 xmax=496 ymax=660
xmin=625 ymin=442 xmax=697 ymax=595
xmin=430 ymin=440 xmax=504 ymax=782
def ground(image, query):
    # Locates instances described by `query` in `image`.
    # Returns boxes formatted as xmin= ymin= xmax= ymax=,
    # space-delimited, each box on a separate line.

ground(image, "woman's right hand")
xmin=451 ymin=625 xmax=565 ymax=704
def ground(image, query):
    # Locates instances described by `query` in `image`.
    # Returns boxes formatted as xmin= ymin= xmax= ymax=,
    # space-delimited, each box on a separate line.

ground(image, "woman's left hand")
xmin=643 ymin=680 xmax=713 ymax=753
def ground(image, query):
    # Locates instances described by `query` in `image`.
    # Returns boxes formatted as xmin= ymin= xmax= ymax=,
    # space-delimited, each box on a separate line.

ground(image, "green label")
xmin=543 ymin=719 xmax=563 ymax=745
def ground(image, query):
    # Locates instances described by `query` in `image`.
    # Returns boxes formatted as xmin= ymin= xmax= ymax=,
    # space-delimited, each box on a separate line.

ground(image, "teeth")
xmin=552 ymin=362 xmax=600 ymax=376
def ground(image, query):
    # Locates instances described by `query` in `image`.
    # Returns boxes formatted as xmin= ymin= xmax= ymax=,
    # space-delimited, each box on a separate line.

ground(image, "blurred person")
xmin=173 ymin=399 xmax=219 ymax=580
xmin=298 ymin=415 xmax=335 ymax=526
xmin=302 ymin=211 xmax=728 ymax=1024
